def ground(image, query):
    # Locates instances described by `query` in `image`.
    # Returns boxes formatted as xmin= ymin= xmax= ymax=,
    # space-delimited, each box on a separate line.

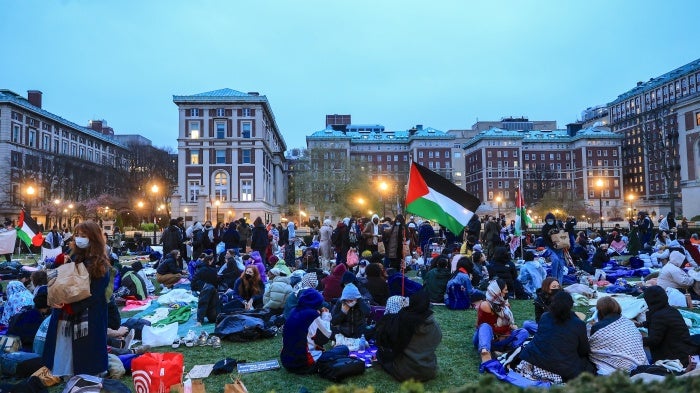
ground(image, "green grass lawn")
xmin=40 ymin=296 xmax=589 ymax=393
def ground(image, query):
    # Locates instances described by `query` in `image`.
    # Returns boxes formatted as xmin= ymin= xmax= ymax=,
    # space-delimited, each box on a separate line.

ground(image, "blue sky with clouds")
xmin=3 ymin=0 xmax=699 ymax=149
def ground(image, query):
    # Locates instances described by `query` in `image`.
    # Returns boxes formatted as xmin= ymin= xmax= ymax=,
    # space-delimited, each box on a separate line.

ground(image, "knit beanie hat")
xmin=385 ymin=295 xmax=409 ymax=314
xmin=342 ymin=271 xmax=356 ymax=286
xmin=301 ymin=272 xmax=318 ymax=289
xmin=669 ymin=250 xmax=685 ymax=267
xmin=340 ymin=283 xmax=361 ymax=301
xmin=361 ymin=250 xmax=373 ymax=259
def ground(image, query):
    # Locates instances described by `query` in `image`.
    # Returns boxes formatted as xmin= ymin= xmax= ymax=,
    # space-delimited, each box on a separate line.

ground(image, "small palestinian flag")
xmin=514 ymin=188 xmax=532 ymax=236
xmin=17 ymin=209 xmax=43 ymax=247
xmin=405 ymin=162 xmax=481 ymax=235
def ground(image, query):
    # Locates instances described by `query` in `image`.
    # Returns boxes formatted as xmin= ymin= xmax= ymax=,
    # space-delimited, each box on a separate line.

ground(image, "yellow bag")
xmin=47 ymin=262 xmax=91 ymax=305
xmin=224 ymin=375 xmax=248 ymax=393
xmin=31 ymin=366 xmax=61 ymax=387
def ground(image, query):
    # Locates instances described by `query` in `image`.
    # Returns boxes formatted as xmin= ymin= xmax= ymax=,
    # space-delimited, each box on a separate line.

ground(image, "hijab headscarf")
xmin=394 ymin=291 xmax=433 ymax=352
xmin=1 ymin=281 xmax=34 ymax=325
xmin=385 ymin=295 xmax=409 ymax=315
xmin=486 ymin=280 xmax=514 ymax=327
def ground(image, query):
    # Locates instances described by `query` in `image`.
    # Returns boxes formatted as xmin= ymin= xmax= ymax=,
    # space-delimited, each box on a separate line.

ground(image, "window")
xmin=455 ymin=171 xmax=462 ymax=177
xmin=696 ymin=112 xmax=700 ymax=126
xmin=216 ymin=108 xmax=225 ymax=117
xmin=215 ymin=121 xmax=226 ymax=139
xmin=190 ymin=149 xmax=200 ymax=164
xmin=71 ymin=144 xmax=77 ymax=156
xmin=191 ymin=108 xmax=200 ymax=117
xmin=62 ymin=141 xmax=68 ymax=154
xmin=242 ymin=149 xmax=251 ymax=164
xmin=446 ymin=151 xmax=450 ymax=158
xmin=242 ymin=108 xmax=252 ymax=117
xmin=241 ymin=180 xmax=253 ymax=201
xmin=540 ymin=154 xmax=545 ymax=160
xmin=214 ymin=172 xmax=229 ymax=201
xmin=487 ymin=151 xmax=492 ymax=158
xmin=504 ymin=151 xmax=509 ymax=158
xmin=435 ymin=151 xmax=440 ymax=158
xmin=241 ymin=122 xmax=252 ymax=138
xmin=525 ymin=154 xmax=529 ymax=160
xmin=189 ymin=121 xmax=200 ymax=139
xmin=387 ymin=154 xmax=391 ymax=162
xmin=216 ymin=150 xmax=226 ymax=164
xmin=12 ymin=124 xmax=21 ymax=143
xmin=188 ymin=181 xmax=201 ymax=202
xmin=418 ymin=151 xmax=423 ymax=158
xmin=29 ymin=130 xmax=36 ymax=147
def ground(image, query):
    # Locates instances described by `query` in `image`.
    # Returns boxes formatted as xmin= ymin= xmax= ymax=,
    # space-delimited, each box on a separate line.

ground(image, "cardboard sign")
xmin=186 ymin=364 xmax=214 ymax=379
xmin=236 ymin=359 xmax=280 ymax=374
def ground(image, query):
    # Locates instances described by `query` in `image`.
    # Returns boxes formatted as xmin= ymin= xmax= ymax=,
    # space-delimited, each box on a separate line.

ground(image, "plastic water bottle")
xmin=358 ymin=334 xmax=368 ymax=353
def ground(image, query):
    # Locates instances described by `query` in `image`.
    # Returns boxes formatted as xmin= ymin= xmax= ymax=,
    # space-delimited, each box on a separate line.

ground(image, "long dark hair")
xmin=70 ymin=221 xmax=110 ymax=279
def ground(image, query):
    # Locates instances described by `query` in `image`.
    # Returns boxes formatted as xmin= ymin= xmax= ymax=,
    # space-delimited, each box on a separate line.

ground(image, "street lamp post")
xmin=150 ymin=184 xmax=159 ymax=246
xmin=495 ymin=196 xmax=502 ymax=220
xmin=596 ymin=179 xmax=604 ymax=232
xmin=215 ymin=200 xmax=220 ymax=223
xmin=628 ymin=194 xmax=635 ymax=220
xmin=379 ymin=181 xmax=389 ymax=218
xmin=26 ymin=185 xmax=36 ymax=216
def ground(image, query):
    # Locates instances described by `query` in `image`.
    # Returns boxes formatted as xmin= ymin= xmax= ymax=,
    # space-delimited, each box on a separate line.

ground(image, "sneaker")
xmin=196 ymin=331 xmax=209 ymax=346
xmin=184 ymin=330 xmax=196 ymax=347
xmin=123 ymin=329 xmax=135 ymax=350
xmin=206 ymin=335 xmax=222 ymax=349
xmin=172 ymin=337 xmax=182 ymax=349
xmin=130 ymin=345 xmax=151 ymax=355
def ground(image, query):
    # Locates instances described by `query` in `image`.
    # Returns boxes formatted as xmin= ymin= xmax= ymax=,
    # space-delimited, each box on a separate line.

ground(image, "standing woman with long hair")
xmin=43 ymin=221 xmax=113 ymax=377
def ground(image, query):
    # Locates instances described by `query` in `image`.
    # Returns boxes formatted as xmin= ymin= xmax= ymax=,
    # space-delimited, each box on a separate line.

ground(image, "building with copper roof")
xmin=171 ymin=88 xmax=287 ymax=224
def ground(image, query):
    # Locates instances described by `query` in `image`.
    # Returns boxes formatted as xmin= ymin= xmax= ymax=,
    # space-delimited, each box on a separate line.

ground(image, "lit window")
xmin=214 ymin=172 xmax=228 ymax=201
xmin=189 ymin=121 xmax=200 ymax=139
xmin=191 ymin=149 xmax=200 ymax=164
xmin=188 ymin=181 xmax=201 ymax=202
xmin=241 ymin=180 xmax=253 ymax=201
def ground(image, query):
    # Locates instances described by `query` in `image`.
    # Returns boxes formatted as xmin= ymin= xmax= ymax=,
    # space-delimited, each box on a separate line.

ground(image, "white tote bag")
xmin=141 ymin=322 xmax=179 ymax=347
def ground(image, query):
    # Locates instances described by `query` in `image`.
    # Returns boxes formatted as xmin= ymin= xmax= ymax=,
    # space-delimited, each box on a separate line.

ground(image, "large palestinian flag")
xmin=405 ymin=162 xmax=481 ymax=235
xmin=17 ymin=209 xmax=43 ymax=248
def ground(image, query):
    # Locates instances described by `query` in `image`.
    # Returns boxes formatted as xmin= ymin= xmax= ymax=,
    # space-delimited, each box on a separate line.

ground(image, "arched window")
xmin=213 ymin=171 xmax=229 ymax=201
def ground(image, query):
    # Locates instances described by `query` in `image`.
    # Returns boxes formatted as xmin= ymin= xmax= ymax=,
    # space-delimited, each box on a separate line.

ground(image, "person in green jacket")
xmin=422 ymin=256 xmax=451 ymax=303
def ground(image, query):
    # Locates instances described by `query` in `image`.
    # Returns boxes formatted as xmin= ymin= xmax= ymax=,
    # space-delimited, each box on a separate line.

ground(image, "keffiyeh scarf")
xmin=385 ymin=296 xmax=409 ymax=315
xmin=486 ymin=280 xmax=515 ymax=327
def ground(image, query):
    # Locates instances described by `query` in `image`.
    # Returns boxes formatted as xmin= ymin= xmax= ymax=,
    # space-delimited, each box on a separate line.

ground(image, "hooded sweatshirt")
xmin=331 ymin=283 xmax=370 ymax=338
xmin=322 ymin=263 xmax=347 ymax=302
xmin=280 ymin=289 xmax=332 ymax=373
xmin=643 ymin=285 xmax=697 ymax=366
xmin=657 ymin=250 xmax=694 ymax=290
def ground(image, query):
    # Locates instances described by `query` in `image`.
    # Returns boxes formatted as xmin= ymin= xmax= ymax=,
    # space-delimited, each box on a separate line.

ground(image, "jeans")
xmin=473 ymin=323 xmax=529 ymax=353
xmin=318 ymin=345 xmax=349 ymax=363
xmin=550 ymin=255 xmax=564 ymax=284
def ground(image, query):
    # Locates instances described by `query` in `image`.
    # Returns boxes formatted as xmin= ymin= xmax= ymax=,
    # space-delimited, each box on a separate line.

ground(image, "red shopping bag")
xmin=131 ymin=352 xmax=184 ymax=393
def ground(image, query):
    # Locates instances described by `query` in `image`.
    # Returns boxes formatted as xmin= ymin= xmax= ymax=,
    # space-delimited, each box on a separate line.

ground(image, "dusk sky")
xmin=3 ymin=0 xmax=699 ymax=150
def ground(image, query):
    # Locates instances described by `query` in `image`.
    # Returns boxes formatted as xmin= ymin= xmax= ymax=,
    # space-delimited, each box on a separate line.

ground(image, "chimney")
xmin=247 ymin=92 xmax=260 ymax=96
xmin=636 ymin=81 xmax=643 ymax=87
xmin=565 ymin=122 xmax=583 ymax=136
xmin=416 ymin=124 xmax=423 ymax=131
xmin=27 ymin=90 xmax=42 ymax=108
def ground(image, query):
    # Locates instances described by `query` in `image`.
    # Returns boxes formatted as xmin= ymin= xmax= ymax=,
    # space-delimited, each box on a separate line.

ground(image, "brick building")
xmin=463 ymin=125 xmax=623 ymax=220
xmin=607 ymin=58 xmax=700 ymax=217
xmin=171 ymin=89 xmax=287 ymax=224
xmin=0 ymin=89 xmax=129 ymax=227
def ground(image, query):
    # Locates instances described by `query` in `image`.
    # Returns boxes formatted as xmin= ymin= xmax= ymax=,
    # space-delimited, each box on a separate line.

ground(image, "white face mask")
xmin=75 ymin=236 xmax=90 ymax=249
xmin=345 ymin=300 xmax=357 ymax=307
xmin=546 ymin=220 xmax=554 ymax=225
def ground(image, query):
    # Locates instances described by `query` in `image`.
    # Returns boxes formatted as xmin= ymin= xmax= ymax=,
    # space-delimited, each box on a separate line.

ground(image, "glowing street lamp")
xmin=495 ymin=195 xmax=502 ymax=219
xmin=150 ymin=184 xmax=160 ymax=245
xmin=215 ymin=200 xmax=221 ymax=222
xmin=596 ymin=178 xmax=604 ymax=232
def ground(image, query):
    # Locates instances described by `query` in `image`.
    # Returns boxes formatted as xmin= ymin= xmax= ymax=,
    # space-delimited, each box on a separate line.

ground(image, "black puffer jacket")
xmin=487 ymin=247 xmax=517 ymax=294
xmin=643 ymin=285 xmax=698 ymax=366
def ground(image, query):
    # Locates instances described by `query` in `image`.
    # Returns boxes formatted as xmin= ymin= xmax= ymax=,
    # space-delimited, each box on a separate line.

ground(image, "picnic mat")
xmin=124 ymin=302 xmax=215 ymax=337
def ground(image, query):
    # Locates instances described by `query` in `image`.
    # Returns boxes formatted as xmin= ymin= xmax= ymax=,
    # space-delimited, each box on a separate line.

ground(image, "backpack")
xmin=445 ymin=283 xmax=470 ymax=310
xmin=331 ymin=228 xmax=341 ymax=247
xmin=317 ymin=356 xmax=366 ymax=382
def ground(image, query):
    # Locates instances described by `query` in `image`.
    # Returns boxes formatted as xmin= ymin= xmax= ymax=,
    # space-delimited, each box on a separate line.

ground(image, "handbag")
xmin=31 ymin=366 xmax=61 ymax=387
xmin=47 ymin=262 xmax=91 ymax=305
xmin=132 ymin=352 xmax=184 ymax=393
xmin=0 ymin=335 xmax=21 ymax=353
xmin=224 ymin=375 xmax=248 ymax=393
xmin=377 ymin=241 xmax=386 ymax=255
xmin=346 ymin=249 xmax=359 ymax=267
